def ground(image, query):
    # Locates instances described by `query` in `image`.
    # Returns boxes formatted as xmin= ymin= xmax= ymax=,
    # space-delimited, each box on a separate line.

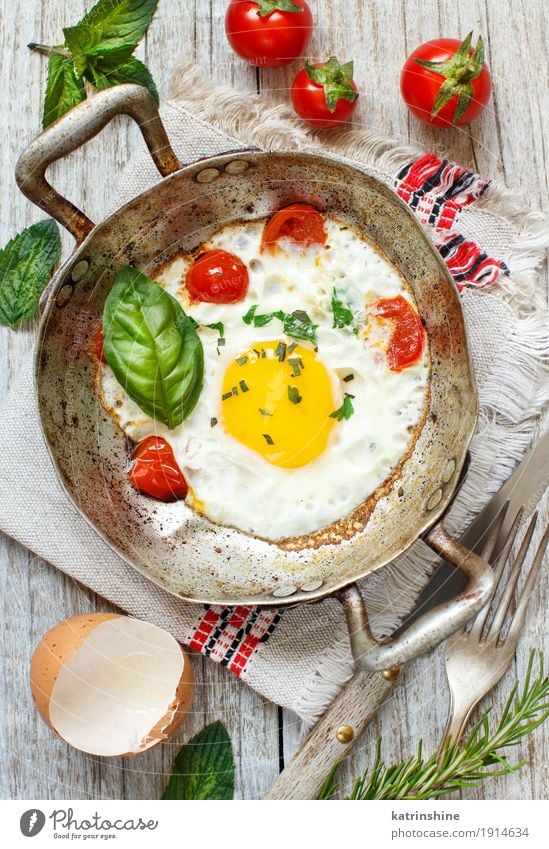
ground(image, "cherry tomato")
xmin=186 ymin=249 xmax=249 ymax=304
xmin=291 ymin=57 xmax=359 ymax=129
xmin=225 ymin=0 xmax=313 ymax=68
xmin=370 ymin=295 xmax=425 ymax=371
xmin=128 ymin=436 xmax=188 ymax=502
xmin=94 ymin=326 xmax=107 ymax=364
xmin=261 ymin=203 xmax=327 ymax=252
xmin=401 ymin=33 xmax=491 ymax=127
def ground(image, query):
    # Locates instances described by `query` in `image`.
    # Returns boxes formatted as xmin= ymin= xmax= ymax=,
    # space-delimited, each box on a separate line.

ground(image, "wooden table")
xmin=1 ymin=0 xmax=547 ymax=800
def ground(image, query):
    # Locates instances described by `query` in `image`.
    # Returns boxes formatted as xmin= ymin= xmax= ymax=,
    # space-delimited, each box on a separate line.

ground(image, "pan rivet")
xmin=225 ymin=160 xmax=250 ymax=175
xmin=70 ymin=259 xmax=89 ymax=282
xmin=382 ymin=667 xmax=401 ymax=681
xmin=272 ymin=585 xmax=297 ymax=598
xmin=196 ymin=167 xmax=220 ymax=183
xmin=336 ymin=725 xmax=354 ymax=744
xmin=56 ymin=283 xmax=74 ymax=307
xmin=426 ymin=488 xmax=443 ymax=511
xmin=300 ymin=579 xmax=323 ymax=592
xmin=442 ymin=458 xmax=456 ymax=483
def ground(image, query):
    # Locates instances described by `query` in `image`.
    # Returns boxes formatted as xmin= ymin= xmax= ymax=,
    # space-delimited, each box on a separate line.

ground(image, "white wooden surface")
xmin=0 ymin=0 xmax=547 ymax=800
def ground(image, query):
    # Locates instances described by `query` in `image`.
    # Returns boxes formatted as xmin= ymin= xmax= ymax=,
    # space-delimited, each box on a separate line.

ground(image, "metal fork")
xmin=439 ymin=500 xmax=548 ymax=750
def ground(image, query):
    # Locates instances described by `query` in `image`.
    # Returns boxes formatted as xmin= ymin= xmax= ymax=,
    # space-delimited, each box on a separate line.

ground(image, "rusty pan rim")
xmin=34 ymin=148 xmax=478 ymax=608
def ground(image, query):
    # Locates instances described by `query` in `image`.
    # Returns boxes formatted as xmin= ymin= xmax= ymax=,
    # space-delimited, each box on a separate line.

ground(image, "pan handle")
xmin=15 ymin=84 xmax=181 ymax=242
xmin=340 ymin=519 xmax=494 ymax=672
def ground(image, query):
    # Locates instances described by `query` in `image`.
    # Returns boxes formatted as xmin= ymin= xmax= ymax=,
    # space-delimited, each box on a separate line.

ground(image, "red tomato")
xmin=225 ymin=0 xmax=313 ymax=68
xmin=261 ymin=203 xmax=327 ymax=252
xmin=94 ymin=326 xmax=107 ymax=364
xmin=128 ymin=436 xmax=188 ymax=502
xmin=291 ymin=57 xmax=359 ymax=128
xmin=186 ymin=250 xmax=249 ymax=304
xmin=400 ymin=33 xmax=491 ymax=127
xmin=370 ymin=296 xmax=425 ymax=371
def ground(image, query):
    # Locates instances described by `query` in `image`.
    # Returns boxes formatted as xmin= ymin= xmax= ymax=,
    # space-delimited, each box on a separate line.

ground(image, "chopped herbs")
xmin=330 ymin=394 xmax=355 ymax=421
xmin=343 ymin=372 xmax=355 ymax=382
xmin=339 ymin=225 xmax=348 ymax=231
xmin=205 ymin=321 xmax=224 ymax=336
xmin=242 ymin=304 xmax=318 ymax=344
xmin=239 ymin=379 xmax=249 ymax=393
xmin=288 ymin=385 xmax=302 ymax=405
xmin=331 ymin=287 xmax=356 ymax=331
xmin=259 ymin=408 xmax=272 ymax=417
xmin=287 ymin=342 xmax=297 ymax=354
xmin=288 ymin=357 xmax=302 ymax=377
xmin=263 ymin=433 xmax=275 ymax=445
xmin=210 ymin=417 xmax=218 ymax=427
xmin=217 ymin=337 xmax=226 ymax=347
xmin=275 ymin=341 xmax=287 ymax=362
xmin=222 ymin=391 xmax=233 ymax=401
xmin=236 ymin=355 xmax=248 ymax=366
xmin=231 ymin=385 xmax=238 ymax=396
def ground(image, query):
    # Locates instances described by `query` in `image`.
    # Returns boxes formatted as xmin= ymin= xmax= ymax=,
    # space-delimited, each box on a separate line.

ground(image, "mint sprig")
xmin=0 ymin=220 xmax=61 ymax=328
xmin=305 ymin=57 xmax=358 ymax=112
xmin=162 ymin=721 xmax=235 ymax=800
xmin=30 ymin=0 xmax=159 ymax=128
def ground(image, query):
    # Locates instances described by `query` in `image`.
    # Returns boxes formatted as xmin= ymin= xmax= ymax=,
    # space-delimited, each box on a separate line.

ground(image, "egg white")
xmin=100 ymin=218 xmax=429 ymax=541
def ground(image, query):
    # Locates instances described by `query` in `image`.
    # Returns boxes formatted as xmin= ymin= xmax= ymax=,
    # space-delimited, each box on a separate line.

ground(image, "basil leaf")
xmin=43 ymin=53 xmax=86 ymax=128
xmin=103 ymin=267 xmax=203 ymax=429
xmin=64 ymin=0 xmax=159 ymax=77
xmin=162 ymin=721 xmax=234 ymax=800
xmin=0 ymin=220 xmax=61 ymax=328
xmin=87 ymin=56 xmax=159 ymax=104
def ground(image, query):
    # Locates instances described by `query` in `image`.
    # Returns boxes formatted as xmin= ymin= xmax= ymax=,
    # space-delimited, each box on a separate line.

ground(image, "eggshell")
xmin=30 ymin=613 xmax=194 ymax=756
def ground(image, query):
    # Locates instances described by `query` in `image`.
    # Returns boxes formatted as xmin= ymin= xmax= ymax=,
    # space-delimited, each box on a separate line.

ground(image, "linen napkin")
xmin=0 ymin=63 xmax=547 ymax=723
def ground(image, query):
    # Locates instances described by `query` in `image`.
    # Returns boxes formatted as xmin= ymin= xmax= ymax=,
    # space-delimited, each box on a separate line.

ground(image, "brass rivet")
xmin=336 ymin=725 xmax=354 ymax=744
xmin=56 ymin=283 xmax=74 ymax=307
xmin=426 ymin=488 xmax=443 ymax=511
xmin=381 ymin=667 xmax=401 ymax=681
xmin=272 ymin=584 xmax=297 ymax=598
xmin=442 ymin=457 xmax=456 ymax=483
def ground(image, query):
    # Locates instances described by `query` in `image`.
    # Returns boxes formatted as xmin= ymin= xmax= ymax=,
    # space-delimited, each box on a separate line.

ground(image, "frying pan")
xmin=16 ymin=85 xmax=493 ymax=797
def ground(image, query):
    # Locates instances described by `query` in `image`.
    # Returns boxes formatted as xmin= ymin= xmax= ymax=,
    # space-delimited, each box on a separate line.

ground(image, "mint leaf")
xmin=64 ymin=0 xmax=159 ymax=76
xmin=43 ymin=53 xmax=86 ymax=128
xmin=162 ymin=721 xmax=234 ymax=800
xmin=88 ymin=56 xmax=159 ymax=103
xmin=256 ymin=0 xmax=303 ymax=15
xmin=0 ymin=221 xmax=61 ymax=328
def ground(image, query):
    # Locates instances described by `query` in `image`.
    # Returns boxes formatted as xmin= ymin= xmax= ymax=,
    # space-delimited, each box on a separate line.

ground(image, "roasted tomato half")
xmin=261 ymin=203 xmax=327 ymax=252
xmin=370 ymin=295 xmax=426 ymax=371
xmin=186 ymin=249 xmax=249 ymax=304
xmin=128 ymin=436 xmax=188 ymax=502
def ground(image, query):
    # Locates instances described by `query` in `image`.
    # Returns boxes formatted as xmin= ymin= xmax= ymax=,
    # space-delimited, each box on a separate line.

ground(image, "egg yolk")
xmin=221 ymin=341 xmax=336 ymax=468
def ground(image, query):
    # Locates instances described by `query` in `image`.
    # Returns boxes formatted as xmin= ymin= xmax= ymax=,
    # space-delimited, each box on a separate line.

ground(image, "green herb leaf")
xmin=320 ymin=650 xmax=549 ymax=800
xmin=0 ymin=220 xmax=61 ymax=328
xmin=86 ymin=56 xmax=159 ymax=103
xmin=256 ymin=0 xmax=303 ymax=16
xmin=64 ymin=0 xmax=159 ymax=77
xmin=288 ymin=385 xmax=302 ymax=404
xmin=305 ymin=57 xmax=358 ymax=113
xmin=331 ymin=287 xmax=355 ymax=330
xmin=329 ymin=394 xmax=354 ymax=421
xmin=242 ymin=304 xmax=317 ymax=344
xmin=43 ymin=53 xmax=86 ymax=128
xmin=103 ymin=266 xmax=204 ymax=429
xmin=263 ymin=433 xmax=275 ymax=445
xmin=162 ymin=721 xmax=234 ymax=800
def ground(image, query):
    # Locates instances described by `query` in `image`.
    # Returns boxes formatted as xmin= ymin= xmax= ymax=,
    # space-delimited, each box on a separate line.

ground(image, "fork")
xmin=439 ymin=499 xmax=549 ymax=751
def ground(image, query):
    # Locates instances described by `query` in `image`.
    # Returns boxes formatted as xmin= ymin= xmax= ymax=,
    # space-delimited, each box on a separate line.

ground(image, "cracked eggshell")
xmin=30 ymin=613 xmax=194 ymax=757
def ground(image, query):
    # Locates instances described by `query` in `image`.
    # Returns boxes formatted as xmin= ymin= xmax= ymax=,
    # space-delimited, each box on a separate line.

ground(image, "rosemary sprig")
xmin=320 ymin=650 xmax=548 ymax=800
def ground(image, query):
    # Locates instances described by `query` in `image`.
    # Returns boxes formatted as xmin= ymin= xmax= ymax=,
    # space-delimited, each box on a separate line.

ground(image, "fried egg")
xmin=99 ymin=217 xmax=429 ymax=542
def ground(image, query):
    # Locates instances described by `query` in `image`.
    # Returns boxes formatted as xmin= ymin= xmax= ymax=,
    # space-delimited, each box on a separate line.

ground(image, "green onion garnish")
xmin=263 ymin=434 xmax=274 ymax=445
xmin=288 ymin=385 xmax=302 ymax=405
xmin=239 ymin=379 xmax=249 ymax=393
